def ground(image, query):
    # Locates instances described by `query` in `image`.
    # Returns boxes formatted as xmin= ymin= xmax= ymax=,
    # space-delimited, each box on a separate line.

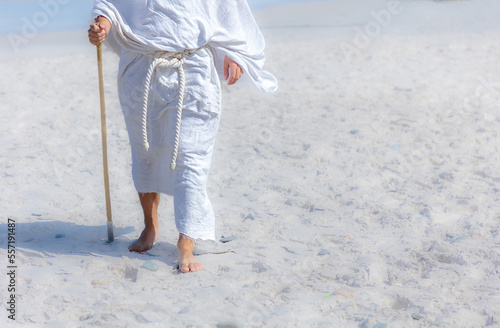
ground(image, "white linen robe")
xmin=91 ymin=0 xmax=277 ymax=240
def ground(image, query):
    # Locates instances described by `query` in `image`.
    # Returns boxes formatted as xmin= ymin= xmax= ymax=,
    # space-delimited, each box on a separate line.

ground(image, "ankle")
xmin=177 ymin=233 xmax=193 ymax=247
xmin=143 ymin=222 xmax=158 ymax=231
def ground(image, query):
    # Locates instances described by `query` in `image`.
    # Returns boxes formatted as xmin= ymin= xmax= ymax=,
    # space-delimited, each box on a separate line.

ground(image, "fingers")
xmin=224 ymin=56 xmax=243 ymax=86
xmin=227 ymin=62 xmax=243 ymax=85
xmin=88 ymin=24 xmax=107 ymax=45
xmin=89 ymin=24 xmax=100 ymax=32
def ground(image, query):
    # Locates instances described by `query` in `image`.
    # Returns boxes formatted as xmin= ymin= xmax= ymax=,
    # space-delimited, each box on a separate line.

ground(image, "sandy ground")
xmin=1 ymin=0 xmax=500 ymax=327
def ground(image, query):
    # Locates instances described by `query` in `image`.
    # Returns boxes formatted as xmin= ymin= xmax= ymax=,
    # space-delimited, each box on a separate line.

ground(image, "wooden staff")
xmin=96 ymin=23 xmax=114 ymax=242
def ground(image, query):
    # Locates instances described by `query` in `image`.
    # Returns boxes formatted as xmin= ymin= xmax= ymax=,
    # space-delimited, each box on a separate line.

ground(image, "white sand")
xmin=1 ymin=0 xmax=500 ymax=326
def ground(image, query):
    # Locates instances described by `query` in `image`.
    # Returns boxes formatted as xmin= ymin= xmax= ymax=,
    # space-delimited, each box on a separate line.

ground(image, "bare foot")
xmin=129 ymin=227 xmax=158 ymax=253
xmin=129 ymin=192 xmax=160 ymax=253
xmin=177 ymin=233 xmax=204 ymax=273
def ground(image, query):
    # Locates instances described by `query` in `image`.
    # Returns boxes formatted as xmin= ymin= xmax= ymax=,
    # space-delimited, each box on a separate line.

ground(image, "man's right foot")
xmin=129 ymin=227 xmax=158 ymax=253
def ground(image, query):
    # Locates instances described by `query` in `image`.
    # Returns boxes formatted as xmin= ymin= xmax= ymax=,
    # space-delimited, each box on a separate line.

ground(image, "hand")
xmin=88 ymin=16 xmax=111 ymax=45
xmin=224 ymin=56 xmax=243 ymax=85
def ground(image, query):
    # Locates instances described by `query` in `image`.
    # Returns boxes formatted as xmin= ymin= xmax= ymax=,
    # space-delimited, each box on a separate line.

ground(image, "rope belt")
xmin=141 ymin=49 xmax=197 ymax=171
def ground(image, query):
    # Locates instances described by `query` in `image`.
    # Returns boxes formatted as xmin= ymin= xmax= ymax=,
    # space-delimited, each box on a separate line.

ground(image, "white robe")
xmin=91 ymin=0 xmax=277 ymax=240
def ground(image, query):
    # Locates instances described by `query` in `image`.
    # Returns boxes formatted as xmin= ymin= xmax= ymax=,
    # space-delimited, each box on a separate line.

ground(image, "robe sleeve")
xmin=90 ymin=1 xmax=123 ymax=56
xmin=90 ymin=0 xmax=166 ymax=56
xmin=208 ymin=0 xmax=278 ymax=93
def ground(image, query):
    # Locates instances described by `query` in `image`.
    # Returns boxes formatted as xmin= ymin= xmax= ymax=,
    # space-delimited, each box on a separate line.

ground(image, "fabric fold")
xmin=91 ymin=0 xmax=277 ymax=92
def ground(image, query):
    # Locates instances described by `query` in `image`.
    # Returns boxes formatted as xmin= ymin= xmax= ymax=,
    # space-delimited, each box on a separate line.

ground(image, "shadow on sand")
xmin=0 ymin=219 xmax=179 ymax=269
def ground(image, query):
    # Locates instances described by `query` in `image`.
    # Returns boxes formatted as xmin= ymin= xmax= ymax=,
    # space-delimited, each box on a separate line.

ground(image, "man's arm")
xmin=88 ymin=16 xmax=111 ymax=45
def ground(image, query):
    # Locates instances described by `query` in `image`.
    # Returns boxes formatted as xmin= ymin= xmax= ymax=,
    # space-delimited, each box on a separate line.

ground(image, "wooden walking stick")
xmin=95 ymin=23 xmax=114 ymax=242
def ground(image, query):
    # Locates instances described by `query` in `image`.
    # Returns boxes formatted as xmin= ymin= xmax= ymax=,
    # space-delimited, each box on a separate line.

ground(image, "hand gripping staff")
xmin=95 ymin=22 xmax=114 ymax=242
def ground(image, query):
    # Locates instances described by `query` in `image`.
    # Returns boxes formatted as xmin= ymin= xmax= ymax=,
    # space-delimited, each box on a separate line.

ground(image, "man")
xmin=88 ymin=0 xmax=277 ymax=273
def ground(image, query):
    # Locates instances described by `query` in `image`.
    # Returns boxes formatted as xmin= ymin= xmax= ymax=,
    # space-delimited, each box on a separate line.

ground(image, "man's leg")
xmin=129 ymin=192 xmax=160 ymax=253
xmin=173 ymin=157 xmax=215 ymax=273
xmin=172 ymin=111 xmax=218 ymax=272
xmin=177 ymin=233 xmax=204 ymax=273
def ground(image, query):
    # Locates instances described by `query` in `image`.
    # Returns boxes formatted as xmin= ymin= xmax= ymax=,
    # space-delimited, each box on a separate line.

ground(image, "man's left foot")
xmin=177 ymin=233 xmax=204 ymax=273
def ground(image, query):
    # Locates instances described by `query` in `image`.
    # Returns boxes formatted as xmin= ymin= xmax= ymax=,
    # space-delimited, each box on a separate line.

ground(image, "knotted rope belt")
xmin=141 ymin=49 xmax=197 ymax=171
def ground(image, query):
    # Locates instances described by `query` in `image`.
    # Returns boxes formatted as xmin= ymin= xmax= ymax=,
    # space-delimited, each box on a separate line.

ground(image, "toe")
xmin=129 ymin=242 xmax=144 ymax=253
xmin=189 ymin=262 xmax=204 ymax=272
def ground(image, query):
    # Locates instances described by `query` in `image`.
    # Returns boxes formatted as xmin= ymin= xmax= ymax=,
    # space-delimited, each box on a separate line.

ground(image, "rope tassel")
xmin=141 ymin=50 xmax=194 ymax=172
xmin=171 ymin=64 xmax=185 ymax=171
